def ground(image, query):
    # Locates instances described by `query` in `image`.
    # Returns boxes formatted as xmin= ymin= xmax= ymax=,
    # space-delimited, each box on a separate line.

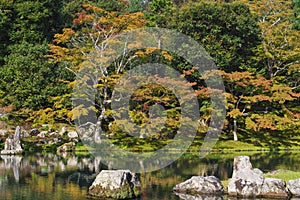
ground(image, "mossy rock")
xmin=88 ymin=170 xmax=141 ymax=199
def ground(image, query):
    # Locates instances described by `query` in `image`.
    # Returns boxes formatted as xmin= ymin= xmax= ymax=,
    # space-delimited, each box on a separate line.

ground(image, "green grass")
xmin=221 ymin=179 xmax=229 ymax=193
xmin=214 ymin=140 xmax=263 ymax=150
xmin=211 ymin=139 xmax=300 ymax=152
xmin=264 ymin=171 xmax=300 ymax=182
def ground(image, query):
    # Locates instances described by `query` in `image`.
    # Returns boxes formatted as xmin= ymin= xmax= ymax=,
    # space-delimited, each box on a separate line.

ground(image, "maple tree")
xmin=47 ymin=4 xmax=145 ymax=128
xmin=0 ymin=0 xmax=299 ymax=149
xmin=197 ymin=69 xmax=300 ymax=141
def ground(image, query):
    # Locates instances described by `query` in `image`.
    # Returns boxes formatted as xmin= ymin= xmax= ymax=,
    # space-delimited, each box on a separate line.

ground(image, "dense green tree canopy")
xmin=168 ymin=1 xmax=261 ymax=72
xmin=0 ymin=0 xmax=299 ymax=147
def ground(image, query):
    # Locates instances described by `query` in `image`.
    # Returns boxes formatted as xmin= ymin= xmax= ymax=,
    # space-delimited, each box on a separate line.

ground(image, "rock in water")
xmin=228 ymin=156 xmax=288 ymax=198
xmin=228 ymin=156 xmax=264 ymax=197
xmin=1 ymin=126 xmax=23 ymax=155
xmin=261 ymin=178 xmax=287 ymax=197
xmin=89 ymin=170 xmax=141 ymax=199
xmin=173 ymin=176 xmax=224 ymax=195
xmin=288 ymin=178 xmax=300 ymax=197
xmin=175 ymin=193 xmax=223 ymax=200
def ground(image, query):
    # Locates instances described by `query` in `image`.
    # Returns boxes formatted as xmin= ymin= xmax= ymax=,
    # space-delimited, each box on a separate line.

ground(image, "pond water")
xmin=0 ymin=151 xmax=299 ymax=200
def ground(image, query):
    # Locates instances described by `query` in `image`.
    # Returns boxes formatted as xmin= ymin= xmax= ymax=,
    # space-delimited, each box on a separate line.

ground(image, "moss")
xmin=41 ymin=143 xmax=60 ymax=153
xmin=132 ymin=186 xmax=141 ymax=197
xmin=89 ymin=184 xmax=140 ymax=199
xmin=221 ymin=179 xmax=229 ymax=193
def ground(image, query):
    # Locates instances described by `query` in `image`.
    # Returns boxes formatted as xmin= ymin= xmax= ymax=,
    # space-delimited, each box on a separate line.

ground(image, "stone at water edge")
xmin=89 ymin=170 xmax=141 ymax=199
xmin=37 ymin=131 xmax=48 ymax=138
xmin=175 ymin=192 xmax=224 ymax=200
xmin=29 ymin=128 xmax=39 ymax=136
xmin=175 ymin=193 xmax=223 ymax=200
xmin=261 ymin=178 xmax=287 ymax=197
xmin=0 ymin=129 xmax=8 ymax=136
xmin=1 ymin=126 xmax=23 ymax=155
xmin=67 ymin=131 xmax=78 ymax=139
xmin=21 ymin=131 xmax=30 ymax=138
xmin=228 ymin=156 xmax=264 ymax=197
xmin=288 ymin=178 xmax=300 ymax=197
xmin=173 ymin=176 xmax=224 ymax=195
xmin=58 ymin=127 xmax=66 ymax=136
xmin=228 ymin=155 xmax=288 ymax=198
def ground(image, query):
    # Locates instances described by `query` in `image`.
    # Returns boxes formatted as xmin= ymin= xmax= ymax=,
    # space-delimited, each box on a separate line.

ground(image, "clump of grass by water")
xmin=213 ymin=140 xmax=268 ymax=151
xmin=264 ymin=171 xmax=300 ymax=182
xmin=221 ymin=179 xmax=229 ymax=193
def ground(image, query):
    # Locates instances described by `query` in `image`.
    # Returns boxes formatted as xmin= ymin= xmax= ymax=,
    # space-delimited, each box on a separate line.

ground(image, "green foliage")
xmin=125 ymin=0 xmax=145 ymax=13
xmin=145 ymin=0 xmax=175 ymax=27
xmin=0 ymin=0 xmax=299 ymax=149
xmin=0 ymin=42 xmax=70 ymax=111
xmin=169 ymin=1 xmax=261 ymax=72
xmin=293 ymin=0 xmax=300 ymax=30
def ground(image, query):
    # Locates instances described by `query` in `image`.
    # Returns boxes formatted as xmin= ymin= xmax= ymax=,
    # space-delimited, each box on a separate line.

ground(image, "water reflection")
xmin=0 ymin=152 xmax=299 ymax=199
xmin=0 ymin=155 xmax=22 ymax=182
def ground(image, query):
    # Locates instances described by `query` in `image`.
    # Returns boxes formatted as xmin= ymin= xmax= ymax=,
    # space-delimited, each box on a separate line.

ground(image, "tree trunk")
xmin=233 ymin=118 xmax=238 ymax=141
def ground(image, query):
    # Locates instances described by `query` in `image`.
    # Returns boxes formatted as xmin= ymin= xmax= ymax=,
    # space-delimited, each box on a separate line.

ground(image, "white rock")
xmin=68 ymin=131 xmax=78 ymax=139
xmin=261 ymin=178 xmax=287 ymax=197
xmin=173 ymin=176 xmax=224 ymax=195
xmin=288 ymin=178 xmax=300 ymax=197
xmin=228 ymin=156 xmax=288 ymax=198
xmin=175 ymin=193 xmax=223 ymax=200
xmin=37 ymin=131 xmax=48 ymax=138
xmin=89 ymin=170 xmax=141 ymax=199
xmin=0 ymin=130 xmax=8 ymax=136
xmin=58 ymin=127 xmax=67 ymax=136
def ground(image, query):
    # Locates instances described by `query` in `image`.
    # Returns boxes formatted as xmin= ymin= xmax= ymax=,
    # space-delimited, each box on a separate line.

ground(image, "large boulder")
xmin=288 ymin=178 xmax=300 ymax=197
xmin=261 ymin=178 xmax=287 ymax=197
xmin=89 ymin=170 xmax=141 ymax=199
xmin=173 ymin=176 xmax=224 ymax=195
xmin=175 ymin=193 xmax=223 ymax=200
xmin=228 ymin=156 xmax=288 ymax=198
xmin=228 ymin=156 xmax=264 ymax=197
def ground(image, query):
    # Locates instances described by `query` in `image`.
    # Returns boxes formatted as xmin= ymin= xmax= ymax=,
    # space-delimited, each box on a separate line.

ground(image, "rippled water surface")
xmin=0 ymin=151 xmax=299 ymax=199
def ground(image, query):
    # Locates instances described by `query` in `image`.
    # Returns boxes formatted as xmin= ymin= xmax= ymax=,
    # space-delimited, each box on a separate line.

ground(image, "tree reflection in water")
xmin=0 ymin=152 xmax=299 ymax=200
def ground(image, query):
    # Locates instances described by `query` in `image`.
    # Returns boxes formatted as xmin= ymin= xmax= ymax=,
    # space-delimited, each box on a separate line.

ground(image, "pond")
xmin=0 ymin=151 xmax=299 ymax=200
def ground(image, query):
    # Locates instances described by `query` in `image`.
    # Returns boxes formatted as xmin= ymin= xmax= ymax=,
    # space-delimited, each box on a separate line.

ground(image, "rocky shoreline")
xmin=1 ymin=126 xmax=299 ymax=199
xmin=87 ymin=155 xmax=300 ymax=199
xmin=173 ymin=156 xmax=300 ymax=199
xmin=0 ymin=125 xmax=81 ymax=155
